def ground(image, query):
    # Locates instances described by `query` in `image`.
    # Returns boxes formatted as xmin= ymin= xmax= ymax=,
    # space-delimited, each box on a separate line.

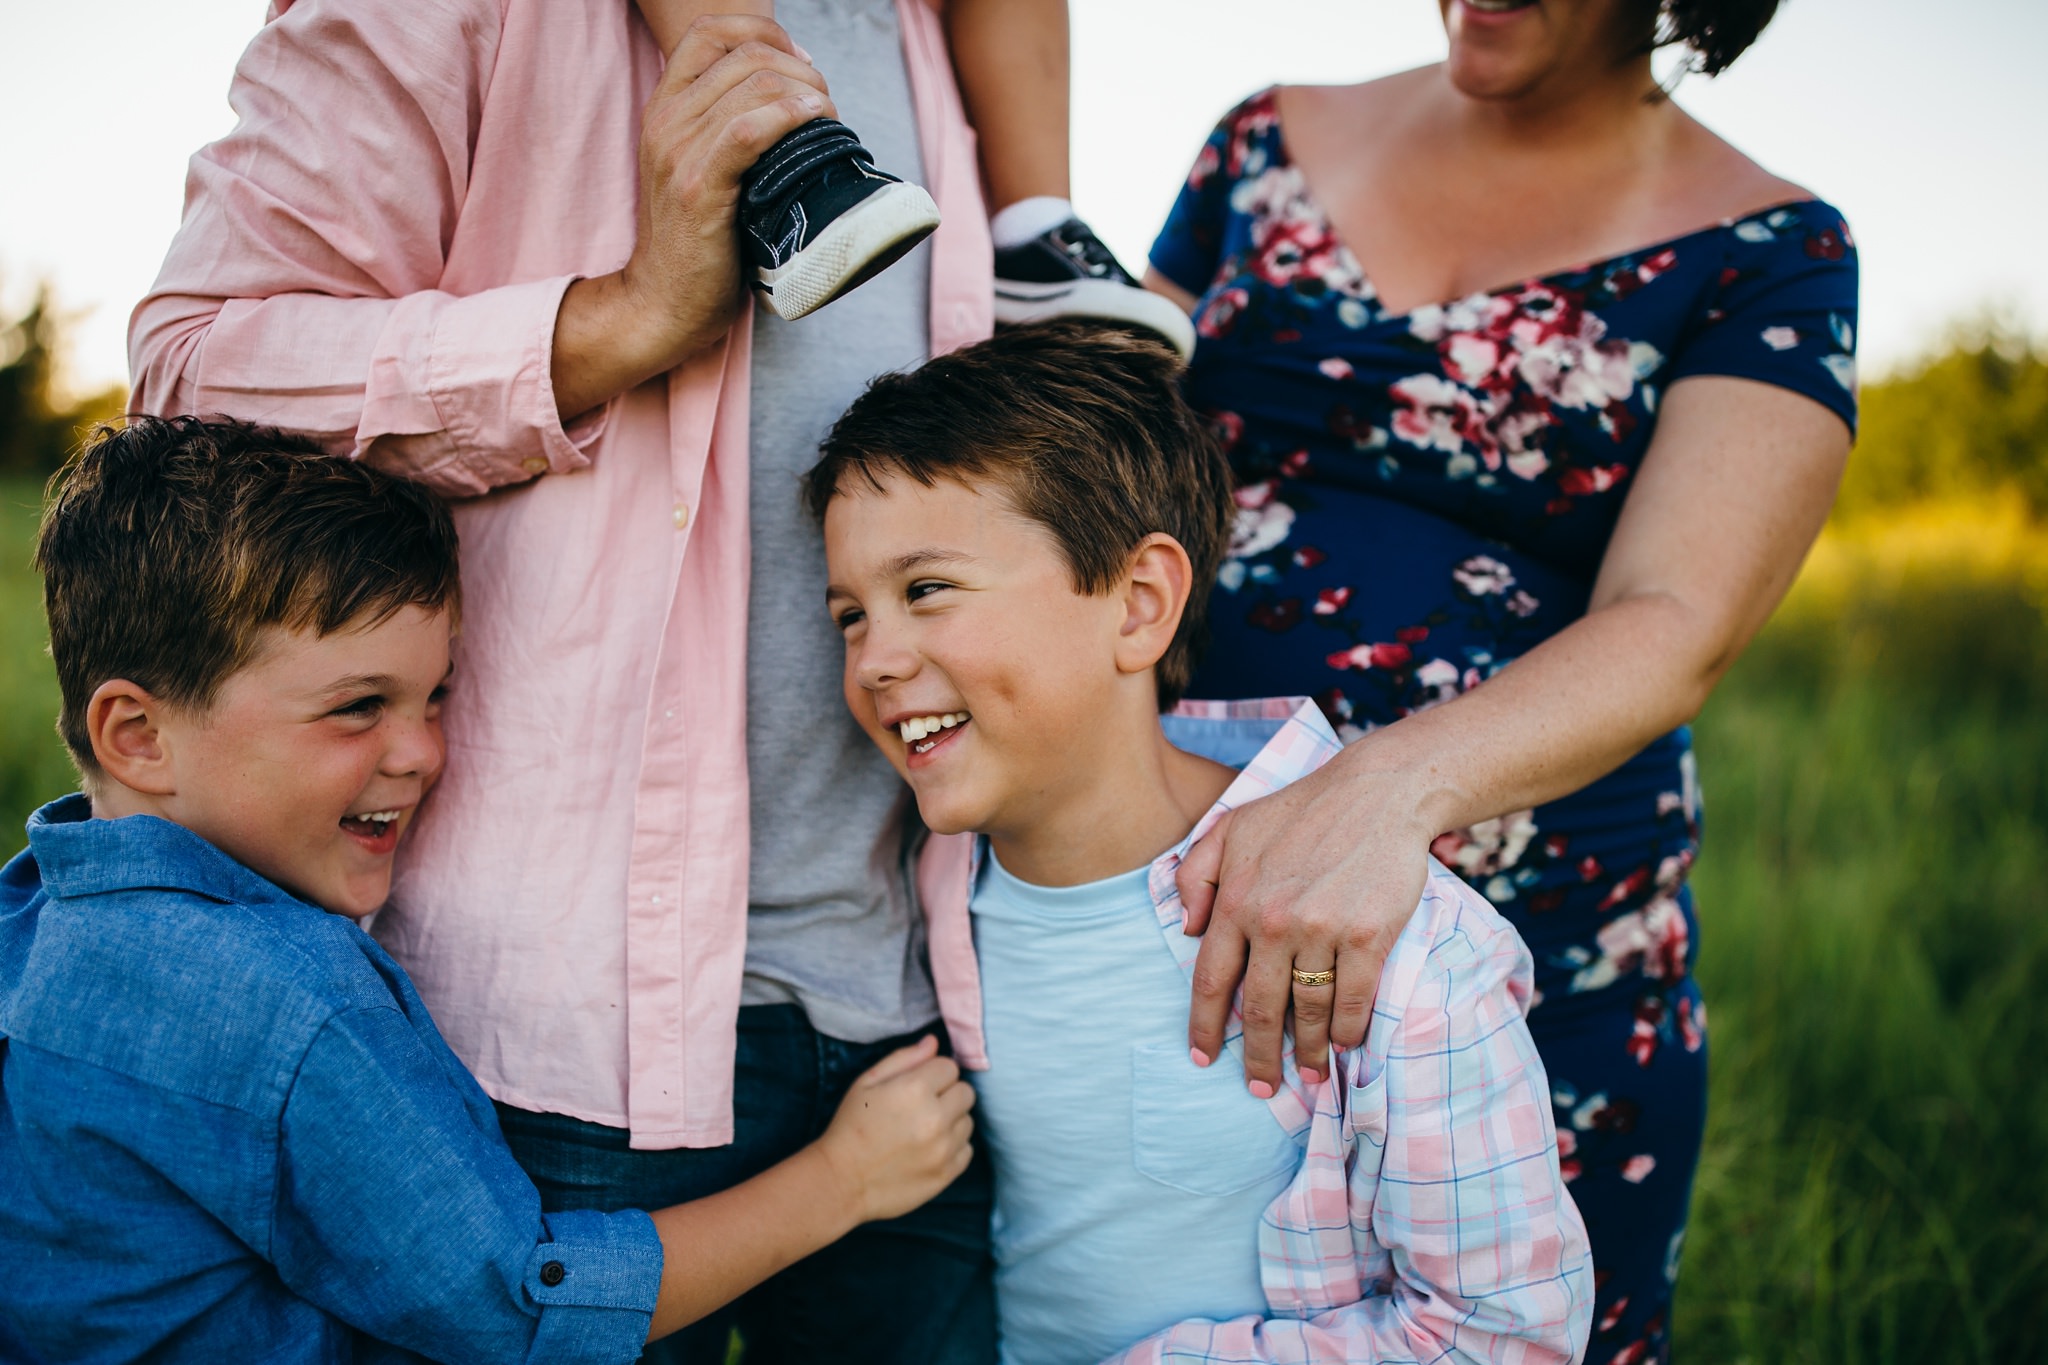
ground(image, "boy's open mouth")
xmin=897 ymin=711 xmax=970 ymax=758
xmin=339 ymin=808 xmax=404 ymax=852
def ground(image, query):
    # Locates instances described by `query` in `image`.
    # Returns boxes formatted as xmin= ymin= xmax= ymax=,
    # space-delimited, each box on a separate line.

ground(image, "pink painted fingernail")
xmin=1189 ymin=1047 xmax=1211 ymax=1068
xmin=1301 ymin=1065 xmax=1326 ymax=1084
xmin=1247 ymin=1079 xmax=1276 ymax=1100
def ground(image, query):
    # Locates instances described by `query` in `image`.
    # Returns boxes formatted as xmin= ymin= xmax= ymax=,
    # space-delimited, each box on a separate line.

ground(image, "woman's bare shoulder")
xmin=1277 ymin=67 xmax=1441 ymax=129
xmin=1666 ymin=104 xmax=1818 ymax=218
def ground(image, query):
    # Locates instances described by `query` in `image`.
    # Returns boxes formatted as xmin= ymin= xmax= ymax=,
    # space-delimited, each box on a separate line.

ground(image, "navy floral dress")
xmin=1151 ymin=90 xmax=1858 ymax=1365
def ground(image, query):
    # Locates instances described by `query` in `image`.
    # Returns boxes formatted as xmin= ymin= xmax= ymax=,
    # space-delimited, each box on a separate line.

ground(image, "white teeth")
xmin=351 ymin=810 xmax=401 ymax=823
xmin=897 ymin=713 xmax=969 ymax=745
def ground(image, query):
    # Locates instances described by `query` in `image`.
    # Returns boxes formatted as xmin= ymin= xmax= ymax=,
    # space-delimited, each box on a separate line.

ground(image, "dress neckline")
xmin=1264 ymin=91 xmax=1825 ymax=324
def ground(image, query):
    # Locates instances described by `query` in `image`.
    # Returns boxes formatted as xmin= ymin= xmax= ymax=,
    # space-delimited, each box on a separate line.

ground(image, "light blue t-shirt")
xmin=969 ymin=849 xmax=1304 ymax=1365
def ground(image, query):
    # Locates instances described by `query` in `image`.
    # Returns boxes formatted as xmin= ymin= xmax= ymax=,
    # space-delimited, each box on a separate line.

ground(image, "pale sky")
xmin=2 ymin=0 xmax=2043 ymax=399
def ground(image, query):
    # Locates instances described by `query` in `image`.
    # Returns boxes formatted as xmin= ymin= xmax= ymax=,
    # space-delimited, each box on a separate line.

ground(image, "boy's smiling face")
xmin=95 ymin=606 xmax=452 ymax=919
xmin=824 ymin=472 xmax=1135 ymax=843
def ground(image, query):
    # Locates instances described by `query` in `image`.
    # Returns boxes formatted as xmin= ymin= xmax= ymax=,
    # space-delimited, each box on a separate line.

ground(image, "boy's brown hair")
xmin=805 ymin=321 xmax=1233 ymax=710
xmin=35 ymin=416 xmax=461 ymax=784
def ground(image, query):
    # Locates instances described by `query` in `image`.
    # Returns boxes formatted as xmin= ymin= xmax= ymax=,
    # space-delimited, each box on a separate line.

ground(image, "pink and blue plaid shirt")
xmin=923 ymin=697 xmax=1593 ymax=1363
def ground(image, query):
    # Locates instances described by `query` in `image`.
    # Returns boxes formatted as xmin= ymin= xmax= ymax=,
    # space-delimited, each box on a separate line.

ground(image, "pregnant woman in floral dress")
xmin=1146 ymin=2 xmax=1857 ymax=1360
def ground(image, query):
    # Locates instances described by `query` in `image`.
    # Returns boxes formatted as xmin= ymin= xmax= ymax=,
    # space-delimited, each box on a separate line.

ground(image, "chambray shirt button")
xmin=521 ymin=456 xmax=548 ymax=476
xmin=539 ymin=1261 xmax=566 ymax=1287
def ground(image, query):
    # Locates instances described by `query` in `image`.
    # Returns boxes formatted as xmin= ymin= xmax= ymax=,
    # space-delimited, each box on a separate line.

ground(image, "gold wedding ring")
xmin=1290 ymin=967 xmax=1336 ymax=987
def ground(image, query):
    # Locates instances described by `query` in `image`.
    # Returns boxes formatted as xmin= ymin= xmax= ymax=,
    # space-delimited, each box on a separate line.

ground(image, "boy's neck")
xmin=985 ymin=713 xmax=1235 ymax=889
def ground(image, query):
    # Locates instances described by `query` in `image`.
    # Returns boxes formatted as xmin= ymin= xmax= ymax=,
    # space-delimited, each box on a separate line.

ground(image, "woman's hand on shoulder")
xmin=1177 ymin=755 xmax=1435 ymax=1092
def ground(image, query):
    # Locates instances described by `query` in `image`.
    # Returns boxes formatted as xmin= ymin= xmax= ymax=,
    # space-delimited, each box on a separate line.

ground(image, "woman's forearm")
xmin=1334 ymin=587 xmax=1724 ymax=838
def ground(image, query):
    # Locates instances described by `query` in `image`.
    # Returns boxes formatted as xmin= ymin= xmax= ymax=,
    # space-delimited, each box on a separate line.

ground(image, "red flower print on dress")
xmin=1411 ymin=658 xmax=1463 ymax=710
xmin=1599 ymin=865 xmax=1654 ymax=911
xmin=1432 ymin=810 xmax=1539 ymax=879
xmin=1394 ymin=282 xmax=1664 ymax=478
xmin=1327 ymin=642 xmax=1413 ymax=672
xmin=1677 ymin=995 xmax=1705 ymax=1052
xmin=1599 ymin=1296 xmax=1630 ymax=1333
xmin=1249 ymin=598 xmax=1303 ymax=632
xmin=1452 ymin=554 xmax=1517 ymax=596
xmin=1627 ymin=999 xmax=1663 ymax=1066
xmin=1196 ymin=286 xmax=1249 ymax=340
xmin=1805 ymin=226 xmax=1848 ymax=261
xmin=1573 ymin=897 xmax=1690 ymax=993
xmin=1231 ymin=165 xmax=1372 ymax=298
xmin=1292 ymin=545 xmax=1326 ymax=569
xmin=1610 ymin=1340 xmax=1650 ymax=1365
xmin=1228 ymin=480 xmax=1296 ymax=558
xmin=1313 ymin=586 xmax=1353 ymax=615
xmin=1222 ymin=89 xmax=1279 ymax=178
xmin=1557 ymin=463 xmax=1631 ymax=497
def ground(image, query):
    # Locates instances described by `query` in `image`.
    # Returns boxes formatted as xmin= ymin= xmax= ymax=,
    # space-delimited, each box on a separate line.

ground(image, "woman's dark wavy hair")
xmin=1649 ymin=0 xmax=1780 ymax=77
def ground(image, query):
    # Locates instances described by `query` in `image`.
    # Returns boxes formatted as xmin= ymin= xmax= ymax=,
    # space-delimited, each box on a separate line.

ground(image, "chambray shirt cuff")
xmin=523 ymin=1207 xmax=662 ymax=1364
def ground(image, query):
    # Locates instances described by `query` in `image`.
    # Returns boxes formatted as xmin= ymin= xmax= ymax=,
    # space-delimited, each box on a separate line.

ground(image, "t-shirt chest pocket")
xmin=1129 ymin=1042 xmax=1302 ymax=1196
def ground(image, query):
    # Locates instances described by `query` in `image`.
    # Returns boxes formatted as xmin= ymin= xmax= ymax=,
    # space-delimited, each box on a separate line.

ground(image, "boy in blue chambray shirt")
xmin=0 ymin=417 xmax=976 ymax=1364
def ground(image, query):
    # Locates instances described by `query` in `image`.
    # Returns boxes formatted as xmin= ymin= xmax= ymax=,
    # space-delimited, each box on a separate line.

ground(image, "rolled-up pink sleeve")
xmin=128 ymin=0 xmax=605 ymax=496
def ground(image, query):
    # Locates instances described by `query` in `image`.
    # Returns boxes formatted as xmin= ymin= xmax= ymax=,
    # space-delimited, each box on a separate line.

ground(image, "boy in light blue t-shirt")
xmin=805 ymin=323 xmax=1591 ymax=1364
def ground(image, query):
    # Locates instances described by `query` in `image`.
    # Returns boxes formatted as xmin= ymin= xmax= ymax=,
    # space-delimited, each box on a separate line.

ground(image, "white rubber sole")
xmin=994 ymin=276 xmax=1198 ymax=362
xmin=753 ymin=181 xmax=941 ymax=321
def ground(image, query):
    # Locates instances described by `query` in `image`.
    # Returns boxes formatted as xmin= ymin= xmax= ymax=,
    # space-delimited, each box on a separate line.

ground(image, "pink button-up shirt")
xmin=921 ymin=699 xmax=1593 ymax=1363
xmin=130 ymin=0 xmax=992 ymax=1148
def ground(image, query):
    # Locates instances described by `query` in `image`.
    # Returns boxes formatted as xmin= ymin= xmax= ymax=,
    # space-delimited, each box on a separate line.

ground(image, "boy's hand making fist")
xmin=817 ymin=1035 xmax=978 ymax=1224
xmin=645 ymin=1034 xmax=976 ymax=1339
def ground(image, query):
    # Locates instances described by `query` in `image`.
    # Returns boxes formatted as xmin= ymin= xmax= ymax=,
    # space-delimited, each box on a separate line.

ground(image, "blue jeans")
xmin=495 ymin=1005 xmax=996 ymax=1365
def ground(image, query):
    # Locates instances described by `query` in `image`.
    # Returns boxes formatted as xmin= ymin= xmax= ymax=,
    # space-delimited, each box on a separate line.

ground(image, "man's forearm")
xmin=551 ymin=272 xmax=697 ymax=424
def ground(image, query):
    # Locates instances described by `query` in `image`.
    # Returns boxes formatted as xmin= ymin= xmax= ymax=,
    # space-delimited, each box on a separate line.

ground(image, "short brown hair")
xmin=805 ymin=321 xmax=1232 ymax=710
xmin=35 ymin=416 xmax=461 ymax=781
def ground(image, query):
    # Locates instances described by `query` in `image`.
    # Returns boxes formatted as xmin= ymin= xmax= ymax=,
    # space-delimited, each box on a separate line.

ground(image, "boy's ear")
xmin=86 ymin=680 xmax=179 ymax=798
xmin=1114 ymin=534 xmax=1194 ymax=679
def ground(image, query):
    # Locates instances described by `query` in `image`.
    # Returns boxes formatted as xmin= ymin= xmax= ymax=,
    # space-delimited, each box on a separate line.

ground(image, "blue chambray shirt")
xmin=0 ymin=796 xmax=663 ymax=1363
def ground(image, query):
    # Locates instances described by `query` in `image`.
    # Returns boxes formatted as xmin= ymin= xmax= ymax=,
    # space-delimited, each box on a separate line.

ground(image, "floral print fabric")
xmin=1151 ymin=89 xmax=1859 ymax=1365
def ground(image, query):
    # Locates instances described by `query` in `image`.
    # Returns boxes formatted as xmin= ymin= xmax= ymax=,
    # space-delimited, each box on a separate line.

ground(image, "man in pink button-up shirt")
xmin=130 ymin=1 xmax=998 ymax=1358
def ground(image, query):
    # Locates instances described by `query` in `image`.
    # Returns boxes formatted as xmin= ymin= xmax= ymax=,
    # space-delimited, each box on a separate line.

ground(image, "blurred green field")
xmin=1680 ymin=499 xmax=2048 ymax=1361
xmin=1 ymin=477 xmax=72 ymax=834
xmin=2 ymin=475 xmax=2044 ymax=1361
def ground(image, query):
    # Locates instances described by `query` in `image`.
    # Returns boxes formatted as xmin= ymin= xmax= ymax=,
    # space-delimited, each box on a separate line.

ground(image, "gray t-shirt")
xmin=739 ymin=0 xmax=939 ymax=1043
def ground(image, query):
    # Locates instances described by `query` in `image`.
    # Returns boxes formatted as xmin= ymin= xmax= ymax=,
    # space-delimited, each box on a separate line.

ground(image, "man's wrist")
xmin=553 ymin=270 xmax=686 ymax=420
xmin=582 ymin=270 xmax=683 ymax=378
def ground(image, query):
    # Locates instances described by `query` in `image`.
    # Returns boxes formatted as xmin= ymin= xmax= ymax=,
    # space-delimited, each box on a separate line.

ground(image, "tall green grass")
xmin=1680 ymin=499 xmax=2048 ymax=1360
xmin=0 ymin=479 xmax=2043 ymax=1360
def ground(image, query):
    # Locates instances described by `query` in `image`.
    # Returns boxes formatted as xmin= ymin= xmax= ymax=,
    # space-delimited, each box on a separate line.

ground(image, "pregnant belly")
xmin=1191 ymin=479 xmax=1590 ymax=726
xmin=1190 ymin=480 xmax=1703 ymax=1011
